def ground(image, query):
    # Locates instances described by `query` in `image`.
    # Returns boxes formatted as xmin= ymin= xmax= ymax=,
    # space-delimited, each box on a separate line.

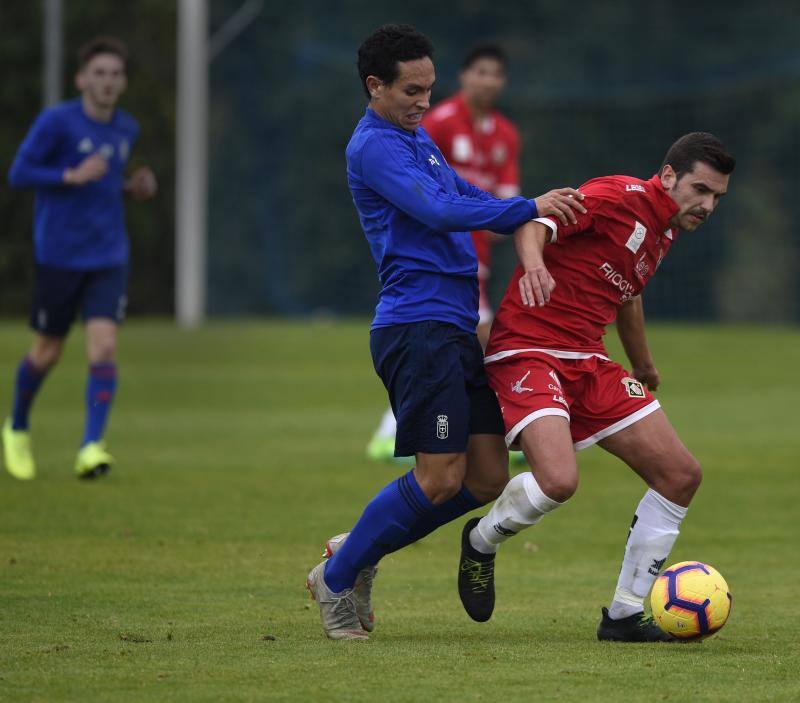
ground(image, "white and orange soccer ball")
xmin=650 ymin=561 xmax=732 ymax=640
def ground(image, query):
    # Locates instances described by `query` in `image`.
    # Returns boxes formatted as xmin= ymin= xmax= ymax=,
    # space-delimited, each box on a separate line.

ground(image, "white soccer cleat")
xmin=324 ymin=532 xmax=377 ymax=632
xmin=305 ymin=561 xmax=369 ymax=640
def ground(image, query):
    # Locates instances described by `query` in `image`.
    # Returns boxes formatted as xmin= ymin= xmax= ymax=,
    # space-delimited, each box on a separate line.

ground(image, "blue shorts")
xmin=30 ymin=264 xmax=128 ymax=337
xmin=370 ymin=321 xmax=504 ymax=457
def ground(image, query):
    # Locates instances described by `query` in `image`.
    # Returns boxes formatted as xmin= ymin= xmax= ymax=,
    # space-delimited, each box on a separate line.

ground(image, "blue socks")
xmin=11 ymin=357 xmax=48 ymax=430
xmin=387 ymin=484 xmax=481 ymax=554
xmin=323 ymin=470 xmax=484 ymax=592
xmin=324 ymin=470 xmax=434 ymax=592
xmin=82 ymin=363 xmax=117 ymax=446
xmin=11 ymin=358 xmax=118 ymax=445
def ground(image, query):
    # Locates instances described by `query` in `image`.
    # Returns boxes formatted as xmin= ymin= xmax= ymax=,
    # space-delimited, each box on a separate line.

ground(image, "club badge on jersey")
xmin=436 ymin=415 xmax=449 ymax=440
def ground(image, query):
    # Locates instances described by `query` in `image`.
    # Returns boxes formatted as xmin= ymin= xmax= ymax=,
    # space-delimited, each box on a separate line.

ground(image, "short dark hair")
xmin=78 ymin=36 xmax=128 ymax=70
xmin=357 ymin=24 xmax=434 ymax=98
xmin=661 ymin=132 xmax=736 ymax=178
xmin=461 ymin=43 xmax=508 ymax=71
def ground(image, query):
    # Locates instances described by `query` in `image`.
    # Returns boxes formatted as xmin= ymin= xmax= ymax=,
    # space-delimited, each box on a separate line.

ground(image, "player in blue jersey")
xmin=3 ymin=36 xmax=156 ymax=481
xmin=305 ymin=24 xmax=586 ymax=639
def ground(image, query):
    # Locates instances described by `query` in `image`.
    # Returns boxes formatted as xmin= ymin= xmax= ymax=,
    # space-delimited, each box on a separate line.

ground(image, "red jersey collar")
xmin=452 ymin=92 xmax=470 ymax=118
xmin=453 ymin=92 xmax=497 ymax=132
xmin=646 ymin=174 xmax=679 ymax=225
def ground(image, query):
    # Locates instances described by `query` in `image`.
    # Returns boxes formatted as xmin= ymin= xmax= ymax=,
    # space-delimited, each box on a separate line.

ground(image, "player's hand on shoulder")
xmin=633 ymin=365 xmax=660 ymax=392
xmin=125 ymin=166 xmax=158 ymax=201
xmin=519 ymin=263 xmax=556 ymax=308
xmin=63 ymin=154 xmax=108 ymax=186
xmin=534 ymin=187 xmax=586 ymax=225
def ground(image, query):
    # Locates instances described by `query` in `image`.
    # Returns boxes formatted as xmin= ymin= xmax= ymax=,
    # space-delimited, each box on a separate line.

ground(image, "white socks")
xmin=608 ymin=488 xmax=688 ymax=619
xmin=376 ymin=406 xmax=397 ymax=439
xmin=469 ymin=472 xmax=562 ymax=554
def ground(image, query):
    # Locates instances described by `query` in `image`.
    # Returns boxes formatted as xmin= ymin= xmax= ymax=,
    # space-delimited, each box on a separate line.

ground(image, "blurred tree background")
xmin=2 ymin=1 xmax=799 ymax=322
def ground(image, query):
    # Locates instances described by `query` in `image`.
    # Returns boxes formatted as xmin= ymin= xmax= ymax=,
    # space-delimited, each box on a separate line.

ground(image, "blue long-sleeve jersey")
xmin=346 ymin=108 xmax=537 ymax=332
xmin=8 ymin=98 xmax=139 ymax=270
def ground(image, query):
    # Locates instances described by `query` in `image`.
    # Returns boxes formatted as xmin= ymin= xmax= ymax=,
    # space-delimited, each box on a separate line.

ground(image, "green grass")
xmin=0 ymin=319 xmax=798 ymax=702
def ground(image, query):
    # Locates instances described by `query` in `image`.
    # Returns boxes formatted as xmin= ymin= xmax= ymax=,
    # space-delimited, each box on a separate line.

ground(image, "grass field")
xmin=1 ymin=320 xmax=798 ymax=702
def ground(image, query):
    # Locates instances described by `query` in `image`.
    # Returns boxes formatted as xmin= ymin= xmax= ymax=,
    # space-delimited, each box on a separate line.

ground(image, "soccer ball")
xmin=650 ymin=561 xmax=732 ymax=640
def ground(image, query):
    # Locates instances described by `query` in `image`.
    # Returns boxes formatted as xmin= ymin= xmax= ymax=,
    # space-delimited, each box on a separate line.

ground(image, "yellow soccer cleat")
xmin=2 ymin=419 xmax=36 ymax=480
xmin=366 ymin=434 xmax=396 ymax=462
xmin=510 ymin=450 xmax=528 ymax=466
xmin=366 ymin=435 xmax=414 ymax=466
xmin=74 ymin=441 xmax=114 ymax=479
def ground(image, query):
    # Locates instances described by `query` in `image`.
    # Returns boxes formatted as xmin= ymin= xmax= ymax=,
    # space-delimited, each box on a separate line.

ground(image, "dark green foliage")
xmin=207 ymin=1 xmax=800 ymax=320
xmin=2 ymin=3 xmax=799 ymax=321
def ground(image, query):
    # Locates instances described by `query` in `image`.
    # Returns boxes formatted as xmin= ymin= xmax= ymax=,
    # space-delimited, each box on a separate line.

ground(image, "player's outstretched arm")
xmin=616 ymin=296 xmax=660 ymax=391
xmin=361 ymin=133 xmax=535 ymax=234
xmin=514 ymin=221 xmax=555 ymax=307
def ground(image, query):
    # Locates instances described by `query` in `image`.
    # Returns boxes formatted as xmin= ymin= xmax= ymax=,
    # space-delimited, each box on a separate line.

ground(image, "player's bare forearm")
xmin=616 ymin=296 xmax=660 ymax=390
xmin=63 ymin=154 xmax=108 ymax=186
xmin=513 ymin=221 xmax=550 ymax=266
xmin=484 ymin=232 xmax=506 ymax=244
xmin=514 ymin=221 xmax=555 ymax=307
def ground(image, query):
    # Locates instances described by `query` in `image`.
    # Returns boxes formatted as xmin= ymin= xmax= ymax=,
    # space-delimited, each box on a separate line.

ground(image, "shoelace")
xmin=327 ymin=590 xmax=361 ymax=628
xmin=461 ymin=557 xmax=494 ymax=593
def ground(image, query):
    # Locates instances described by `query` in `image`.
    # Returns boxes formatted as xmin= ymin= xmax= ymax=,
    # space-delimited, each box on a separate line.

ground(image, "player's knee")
xmin=30 ymin=339 xmax=63 ymax=370
xmin=431 ymin=474 xmax=465 ymax=504
xmin=676 ymin=455 xmax=703 ymax=496
xmin=659 ymin=454 xmax=702 ymax=503
xmin=537 ymin=472 xmax=578 ymax=503
xmin=89 ymin=339 xmax=117 ymax=363
xmin=415 ymin=461 xmax=466 ymax=505
xmin=468 ymin=474 xmax=509 ymax=504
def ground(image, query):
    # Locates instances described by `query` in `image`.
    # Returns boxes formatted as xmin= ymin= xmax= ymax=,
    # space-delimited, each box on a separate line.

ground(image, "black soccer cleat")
xmin=458 ymin=517 xmax=496 ymax=622
xmin=596 ymin=607 xmax=676 ymax=642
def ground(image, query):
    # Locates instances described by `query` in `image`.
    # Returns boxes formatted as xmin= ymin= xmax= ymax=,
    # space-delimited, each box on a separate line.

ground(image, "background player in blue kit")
xmin=3 ymin=36 xmax=157 ymax=481
xmin=305 ymin=23 xmax=585 ymax=640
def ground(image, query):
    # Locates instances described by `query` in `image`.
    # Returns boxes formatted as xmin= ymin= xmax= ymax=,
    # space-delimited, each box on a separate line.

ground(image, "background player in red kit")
xmin=423 ymin=43 xmax=520 ymax=347
xmin=456 ymin=133 xmax=736 ymax=642
xmin=367 ymin=44 xmax=520 ymax=461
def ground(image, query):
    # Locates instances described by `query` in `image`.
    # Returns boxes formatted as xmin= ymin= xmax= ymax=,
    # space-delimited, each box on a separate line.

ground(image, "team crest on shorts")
xmin=621 ymin=376 xmax=645 ymax=398
xmin=436 ymin=414 xmax=449 ymax=440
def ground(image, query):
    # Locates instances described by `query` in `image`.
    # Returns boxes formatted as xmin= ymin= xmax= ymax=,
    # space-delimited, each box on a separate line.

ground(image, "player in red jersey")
xmin=456 ymin=133 xmax=736 ymax=642
xmin=366 ymin=44 xmax=520 ymax=462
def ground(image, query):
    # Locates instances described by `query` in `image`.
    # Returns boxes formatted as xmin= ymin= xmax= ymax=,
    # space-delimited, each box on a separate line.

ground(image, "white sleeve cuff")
xmin=496 ymin=184 xmax=521 ymax=199
xmin=533 ymin=217 xmax=558 ymax=242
